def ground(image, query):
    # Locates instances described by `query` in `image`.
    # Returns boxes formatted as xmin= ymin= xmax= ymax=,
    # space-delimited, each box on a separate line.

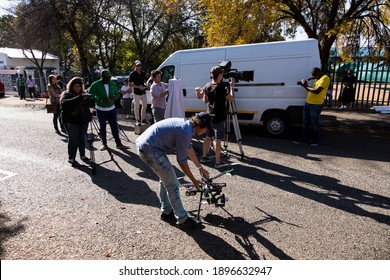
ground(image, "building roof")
xmin=0 ymin=47 xmax=59 ymax=60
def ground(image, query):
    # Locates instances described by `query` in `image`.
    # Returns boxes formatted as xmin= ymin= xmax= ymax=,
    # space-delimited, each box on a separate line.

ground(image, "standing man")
xmin=17 ymin=74 xmax=26 ymax=100
xmin=293 ymin=67 xmax=330 ymax=146
xmin=129 ymin=60 xmax=147 ymax=125
xmin=150 ymin=70 xmax=169 ymax=123
xmin=26 ymin=75 xmax=37 ymax=98
xmin=135 ymin=113 xmax=212 ymax=229
xmin=89 ymin=69 xmax=129 ymax=151
xmin=196 ymin=66 xmax=235 ymax=168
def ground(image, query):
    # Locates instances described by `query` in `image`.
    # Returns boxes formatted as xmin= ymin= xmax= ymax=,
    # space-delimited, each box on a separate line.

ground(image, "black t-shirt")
xmin=203 ymin=82 xmax=230 ymax=123
xmin=129 ymin=70 xmax=146 ymax=95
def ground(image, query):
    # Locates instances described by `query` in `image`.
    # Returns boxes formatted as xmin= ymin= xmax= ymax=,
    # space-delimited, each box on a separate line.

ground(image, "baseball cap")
xmin=134 ymin=60 xmax=142 ymax=66
xmin=197 ymin=112 xmax=213 ymax=135
xmin=101 ymin=69 xmax=112 ymax=78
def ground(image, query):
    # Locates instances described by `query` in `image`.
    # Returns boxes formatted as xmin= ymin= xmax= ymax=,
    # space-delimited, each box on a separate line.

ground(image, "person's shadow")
xmin=76 ymin=151 xmax=160 ymax=208
xmin=0 ymin=204 xmax=27 ymax=258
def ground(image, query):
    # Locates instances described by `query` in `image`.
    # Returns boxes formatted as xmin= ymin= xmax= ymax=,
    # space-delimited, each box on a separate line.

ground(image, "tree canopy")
xmin=1 ymin=0 xmax=389 ymax=76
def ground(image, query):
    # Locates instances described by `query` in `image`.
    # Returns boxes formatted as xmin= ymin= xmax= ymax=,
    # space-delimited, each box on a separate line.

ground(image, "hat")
xmin=197 ymin=112 xmax=213 ymax=134
xmin=134 ymin=60 xmax=142 ymax=66
xmin=101 ymin=69 xmax=112 ymax=78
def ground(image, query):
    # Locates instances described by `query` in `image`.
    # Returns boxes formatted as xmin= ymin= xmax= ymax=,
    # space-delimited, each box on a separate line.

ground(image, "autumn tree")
xmin=276 ymin=0 xmax=390 ymax=67
xmin=199 ymin=0 xmax=284 ymax=46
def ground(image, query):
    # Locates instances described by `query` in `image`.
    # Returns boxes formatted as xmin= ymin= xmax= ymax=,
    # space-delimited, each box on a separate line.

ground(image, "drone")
xmin=183 ymin=169 xmax=233 ymax=220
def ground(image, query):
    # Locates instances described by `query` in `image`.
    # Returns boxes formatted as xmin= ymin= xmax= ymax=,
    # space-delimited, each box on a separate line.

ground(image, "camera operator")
xmin=88 ymin=69 xmax=129 ymax=151
xmin=60 ymin=77 xmax=93 ymax=166
xmin=293 ymin=67 xmax=330 ymax=147
xmin=196 ymin=66 xmax=235 ymax=168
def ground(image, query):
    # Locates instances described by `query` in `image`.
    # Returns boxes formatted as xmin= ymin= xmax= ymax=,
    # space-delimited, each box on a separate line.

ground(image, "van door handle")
xmin=183 ymin=89 xmax=186 ymax=97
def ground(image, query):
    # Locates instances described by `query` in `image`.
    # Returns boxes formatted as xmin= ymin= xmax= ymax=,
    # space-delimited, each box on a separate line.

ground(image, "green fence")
xmin=328 ymin=58 xmax=390 ymax=109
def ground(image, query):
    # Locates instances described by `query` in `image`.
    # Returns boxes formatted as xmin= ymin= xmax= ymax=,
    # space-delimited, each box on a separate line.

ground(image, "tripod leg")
xmin=230 ymin=101 xmax=245 ymax=159
xmin=224 ymin=106 xmax=231 ymax=152
xmin=117 ymin=123 xmax=131 ymax=143
xmin=197 ymin=192 xmax=203 ymax=221
xmin=87 ymin=122 xmax=97 ymax=175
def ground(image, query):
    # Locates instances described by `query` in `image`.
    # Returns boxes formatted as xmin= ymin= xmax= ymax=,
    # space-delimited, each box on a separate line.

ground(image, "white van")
xmin=152 ymin=39 xmax=321 ymax=136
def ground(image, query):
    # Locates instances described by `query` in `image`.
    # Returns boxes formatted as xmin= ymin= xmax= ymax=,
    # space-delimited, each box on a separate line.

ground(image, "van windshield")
xmin=160 ymin=65 xmax=175 ymax=83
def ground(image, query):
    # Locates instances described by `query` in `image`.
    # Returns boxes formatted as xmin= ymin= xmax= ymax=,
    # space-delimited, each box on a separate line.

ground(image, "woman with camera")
xmin=60 ymin=77 xmax=93 ymax=166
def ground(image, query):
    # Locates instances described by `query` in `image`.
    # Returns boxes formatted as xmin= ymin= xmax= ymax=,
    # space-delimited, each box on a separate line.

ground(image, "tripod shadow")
xmin=201 ymin=207 xmax=296 ymax=260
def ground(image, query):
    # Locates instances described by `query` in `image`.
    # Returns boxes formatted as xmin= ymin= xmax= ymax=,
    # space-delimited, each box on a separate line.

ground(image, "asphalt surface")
xmin=0 ymin=93 xmax=389 ymax=260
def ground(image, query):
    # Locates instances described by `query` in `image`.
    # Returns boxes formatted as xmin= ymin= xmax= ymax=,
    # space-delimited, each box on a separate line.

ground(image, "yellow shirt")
xmin=306 ymin=75 xmax=330 ymax=105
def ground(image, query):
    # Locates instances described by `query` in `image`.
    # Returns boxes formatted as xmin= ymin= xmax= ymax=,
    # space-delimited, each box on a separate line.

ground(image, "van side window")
xmin=160 ymin=65 xmax=175 ymax=83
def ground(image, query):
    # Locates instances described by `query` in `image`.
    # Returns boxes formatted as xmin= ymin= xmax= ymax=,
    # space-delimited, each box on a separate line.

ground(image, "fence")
xmin=328 ymin=58 xmax=390 ymax=109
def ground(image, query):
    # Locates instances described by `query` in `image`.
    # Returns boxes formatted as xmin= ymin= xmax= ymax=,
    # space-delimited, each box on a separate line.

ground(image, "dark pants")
xmin=96 ymin=108 xmax=122 ymax=146
xmin=19 ymin=87 xmax=26 ymax=99
xmin=53 ymin=103 xmax=64 ymax=131
xmin=302 ymin=103 xmax=323 ymax=144
xmin=28 ymin=87 xmax=36 ymax=98
xmin=65 ymin=122 xmax=89 ymax=160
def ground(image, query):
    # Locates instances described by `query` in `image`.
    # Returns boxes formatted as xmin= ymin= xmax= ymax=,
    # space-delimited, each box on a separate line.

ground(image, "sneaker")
xmin=100 ymin=145 xmax=108 ymax=151
xmin=136 ymin=121 xmax=141 ymax=126
xmin=116 ymin=144 xmax=130 ymax=150
xmin=80 ymin=156 xmax=90 ymax=161
xmin=141 ymin=119 xmax=147 ymax=124
xmin=200 ymin=156 xmax=212 ymax=163
xmin=310 ymin=142 xmax=320 ymax=147
xmin=161 ymin=211 xmax=175 ymax=221
xmin=176 ymin=217 xmax=200 ymax=229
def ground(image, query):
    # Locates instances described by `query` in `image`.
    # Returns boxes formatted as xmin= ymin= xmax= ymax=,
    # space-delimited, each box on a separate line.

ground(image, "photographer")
xmin=60 ymin=77 xmax=92 ymax=166
xmin=293 ymin=67 xmax=330 ymax=147
xmin=196 ymin=66 xmax=235 ymax=168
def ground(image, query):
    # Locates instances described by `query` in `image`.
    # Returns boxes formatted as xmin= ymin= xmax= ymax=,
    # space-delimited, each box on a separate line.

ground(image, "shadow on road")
xmin=0 ymin=204 xmax=27 ymax=258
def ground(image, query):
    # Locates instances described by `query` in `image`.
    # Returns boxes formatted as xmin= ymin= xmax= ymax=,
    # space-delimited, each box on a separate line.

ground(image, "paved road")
xmin=0 ymin=94 xmax=389 ymax=260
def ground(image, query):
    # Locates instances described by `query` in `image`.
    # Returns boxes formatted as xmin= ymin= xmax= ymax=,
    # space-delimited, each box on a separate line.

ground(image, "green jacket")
xmin=88 ymin=79 xmax=120 ymax=108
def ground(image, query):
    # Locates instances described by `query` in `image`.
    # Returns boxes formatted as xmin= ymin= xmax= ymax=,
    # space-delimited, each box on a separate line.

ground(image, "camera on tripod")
xmin=218 ymin=60 xmax=254 ymax=83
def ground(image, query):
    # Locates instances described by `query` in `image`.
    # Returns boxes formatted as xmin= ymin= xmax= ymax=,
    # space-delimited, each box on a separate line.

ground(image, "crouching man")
xmin=135 ymin=113 xmax=212 ymax=229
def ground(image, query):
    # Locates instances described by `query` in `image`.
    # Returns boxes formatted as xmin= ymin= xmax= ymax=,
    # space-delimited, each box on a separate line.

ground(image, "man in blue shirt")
xmin=136 ymin=113 xmax=212 ymax=229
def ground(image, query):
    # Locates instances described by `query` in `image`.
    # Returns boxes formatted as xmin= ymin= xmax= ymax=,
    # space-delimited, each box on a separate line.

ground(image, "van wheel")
xmin=263 ymin=113 xmax=290 ymax=137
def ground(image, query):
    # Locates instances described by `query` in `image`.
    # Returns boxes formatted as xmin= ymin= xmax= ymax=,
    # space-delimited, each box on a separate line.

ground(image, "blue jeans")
xmin=302 ymin=103 xmax=323 ymax=143
xmin=137 ymin=150 xmax=188 ymax=224
xmin=96 ymin=108 xmax=122 ymax=146
xmin=65 ymin=122 xmax=89 ymax=160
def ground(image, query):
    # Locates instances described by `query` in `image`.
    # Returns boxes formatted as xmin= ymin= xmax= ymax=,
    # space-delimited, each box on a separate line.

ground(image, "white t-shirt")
xmin=121 ymin=85 xmax=132 ymax=99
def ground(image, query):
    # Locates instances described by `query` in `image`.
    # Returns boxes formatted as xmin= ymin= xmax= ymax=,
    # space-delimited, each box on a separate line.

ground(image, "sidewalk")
xmin=0 ymin=91 xmax=47 ymax=110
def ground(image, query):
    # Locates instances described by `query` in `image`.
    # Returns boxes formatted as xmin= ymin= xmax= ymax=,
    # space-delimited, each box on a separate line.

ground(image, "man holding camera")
xmin=89 ymin=69 xmax=129 ymax=151
xmin=294 ymin=67 xmax=330 ymax=147
xmin=196 ymin=66 xmax=235 ymax=168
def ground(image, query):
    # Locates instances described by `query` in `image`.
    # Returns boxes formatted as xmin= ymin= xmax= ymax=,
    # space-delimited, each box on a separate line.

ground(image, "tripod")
xmin=224 ymin=100 xmax=244 ymax=159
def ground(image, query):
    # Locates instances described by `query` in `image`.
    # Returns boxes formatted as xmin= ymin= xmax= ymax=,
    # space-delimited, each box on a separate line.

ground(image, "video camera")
xmin=82 ymin=94 xmax=96 ymax=108
xmin=218 ymin=60 xmax=254 ymax=83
